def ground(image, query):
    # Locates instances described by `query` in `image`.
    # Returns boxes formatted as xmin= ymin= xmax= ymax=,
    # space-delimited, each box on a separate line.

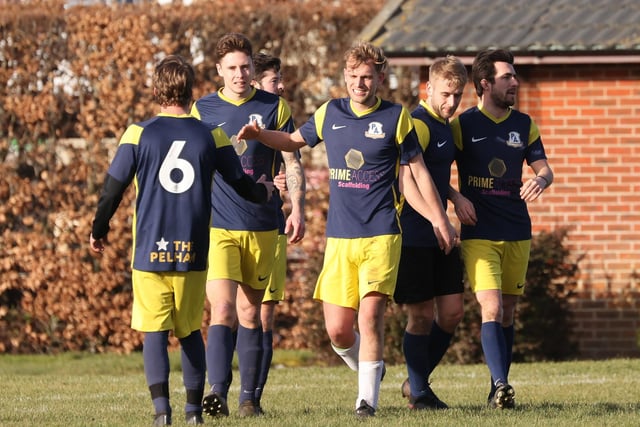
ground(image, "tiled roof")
xmin=360 ymin=0 xmax=640 ymax=58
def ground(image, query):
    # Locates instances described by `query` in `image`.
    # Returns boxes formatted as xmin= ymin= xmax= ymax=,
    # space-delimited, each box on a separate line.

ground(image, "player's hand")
xmin=520 ymin=176 xmax=546 ymax=202
xmin=89 ymin=233 xmax=104 ymax=253
xmin=273 ymin=172 xmax=287 ymax=193
xmin=285 ymin=210 xmax=305 ymax=244
xmin=432 ymin=219 xmax=458 ymax=254
xmin=452 ymin=194 xmax=477 ymax=226
xmin=257 ymin=174 xmax=274 ymax=201
xmin=237 ymin=121 xmax=261 ymax=141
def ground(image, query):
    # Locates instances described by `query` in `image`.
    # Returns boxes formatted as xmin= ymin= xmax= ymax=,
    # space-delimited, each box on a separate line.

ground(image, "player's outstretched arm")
xmin=225 ymin=173 xmax=273 ymax=204
xmin=238 ymin=121 xmax=306 ymax=152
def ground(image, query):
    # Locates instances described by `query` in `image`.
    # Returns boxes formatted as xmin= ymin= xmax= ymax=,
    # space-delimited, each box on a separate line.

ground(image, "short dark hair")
xmin=472 ymin=49 xmax=514 ymax=97
xmin=253 ymin=52 xmax=281 ymax=82
xmin=152 ymin=54 xmax=194 ymax=108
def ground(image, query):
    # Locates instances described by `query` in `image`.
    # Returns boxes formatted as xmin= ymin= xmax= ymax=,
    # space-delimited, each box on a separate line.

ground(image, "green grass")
xmin=1 ymin=353 xmax=638 ymax=426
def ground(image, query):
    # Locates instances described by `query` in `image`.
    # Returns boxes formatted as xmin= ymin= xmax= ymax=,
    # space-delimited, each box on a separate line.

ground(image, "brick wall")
xmin=569 ymin=290 xmax=640 ymax=358
xmin=420 ymin=62 xmax=640 ymax=358
xmin=520 ymin=64 xmax=640 ymax=291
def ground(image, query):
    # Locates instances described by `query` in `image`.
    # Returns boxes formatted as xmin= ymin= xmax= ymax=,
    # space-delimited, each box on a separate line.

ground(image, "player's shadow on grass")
xmin=453 ymin=401 xmax=640 ymax=413
xmin=288 ymin=401 xmax=640 ymax=419
xmin=531 ymin=401 xmax=640 ymax=413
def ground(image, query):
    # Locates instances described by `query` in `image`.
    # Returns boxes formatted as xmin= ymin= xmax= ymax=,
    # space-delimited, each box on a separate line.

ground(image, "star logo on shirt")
xmin=156 ymin=237 xmax=169 ymax=251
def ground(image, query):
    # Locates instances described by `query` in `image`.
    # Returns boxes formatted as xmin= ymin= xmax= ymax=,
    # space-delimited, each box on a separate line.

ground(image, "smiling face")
xmin=343 ymin=59 xmax=384 ymax=111
xmin=216 ymin=50 xmax=254 ymax=100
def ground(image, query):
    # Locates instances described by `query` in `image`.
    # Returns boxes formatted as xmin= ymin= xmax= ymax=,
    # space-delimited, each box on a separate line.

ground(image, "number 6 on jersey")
xmin=159 ymin=140 xmax=195 ymax=193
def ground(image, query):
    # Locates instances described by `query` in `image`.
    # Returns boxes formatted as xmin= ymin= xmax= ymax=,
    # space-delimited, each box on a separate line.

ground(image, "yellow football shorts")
xmin=461 ymin=239 xmax=531 ymax=295
xmin=263 ymin=233 xmax=287 ymax=303
xmin=313 ymin=234 xmax=402 ymax=310
xmin=207 ymin=227 xmax=278 ymax=290
xmin=130 ymin=269 xmax=206 ymax=339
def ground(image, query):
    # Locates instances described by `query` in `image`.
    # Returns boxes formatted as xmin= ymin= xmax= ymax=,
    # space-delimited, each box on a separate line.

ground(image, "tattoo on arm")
xmin=282 ymin=151 xmax=306 ymax=211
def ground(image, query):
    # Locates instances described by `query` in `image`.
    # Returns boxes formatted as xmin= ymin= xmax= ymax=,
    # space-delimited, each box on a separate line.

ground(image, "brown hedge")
xmin=0 ymin=0 xmax=387 ymax=354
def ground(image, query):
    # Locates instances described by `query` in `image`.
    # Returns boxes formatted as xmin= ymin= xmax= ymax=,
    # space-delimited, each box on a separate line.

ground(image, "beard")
xmin=491 ymin=90 xmax=516 ymax=109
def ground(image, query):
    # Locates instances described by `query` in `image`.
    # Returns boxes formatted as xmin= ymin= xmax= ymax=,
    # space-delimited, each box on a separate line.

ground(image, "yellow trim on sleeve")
xmin=314 ymin=101 xmax=330 ymax=141
xmin=119 ymin=124 xmax=144 ymax=146
xmin=277 ymin=97 xmax=293 ymax=130
xmin=412 ymin=118 xmax=431 ymax=152
xmin=529 ymin=119 xmax=541 ymax=144
xmin=396 ymin=106 xmax=415 ymax=145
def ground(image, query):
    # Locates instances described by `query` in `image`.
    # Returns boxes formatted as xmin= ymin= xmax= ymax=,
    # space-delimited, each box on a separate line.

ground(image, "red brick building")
xmin=362 ymin=0 xmax=640 ymax=358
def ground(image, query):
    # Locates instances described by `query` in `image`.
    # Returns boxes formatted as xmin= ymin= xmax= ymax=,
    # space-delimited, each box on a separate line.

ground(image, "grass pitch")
xmin=0 ymin=353 xmax=638 ymax=426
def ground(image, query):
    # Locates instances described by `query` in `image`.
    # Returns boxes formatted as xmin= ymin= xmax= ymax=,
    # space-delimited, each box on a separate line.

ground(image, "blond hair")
xmin=429 ymin=55 xmax=468 ymax=88
xmin=343 ymin=41 xmax=388 ymax=75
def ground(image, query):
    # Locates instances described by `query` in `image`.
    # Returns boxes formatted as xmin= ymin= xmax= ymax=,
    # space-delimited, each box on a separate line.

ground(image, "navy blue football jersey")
xmin=191 ymin=88 xmax=294 ymax=231
xmin=451 ymin=106 xmax=548 ymax=241
xmin=401 ymin=100 xmax=455 ymax=248
xmin=102 ymin=114 xmax=246 ymax=272
xmin=298 ymin=97 xmax=421 ymax=238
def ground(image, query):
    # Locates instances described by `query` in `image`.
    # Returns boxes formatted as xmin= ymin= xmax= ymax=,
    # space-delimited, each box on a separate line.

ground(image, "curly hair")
xmin=152 ymin=54 xmax=194 ymax=108
xmin=343 ymin=41 xmax=388 ymax=75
